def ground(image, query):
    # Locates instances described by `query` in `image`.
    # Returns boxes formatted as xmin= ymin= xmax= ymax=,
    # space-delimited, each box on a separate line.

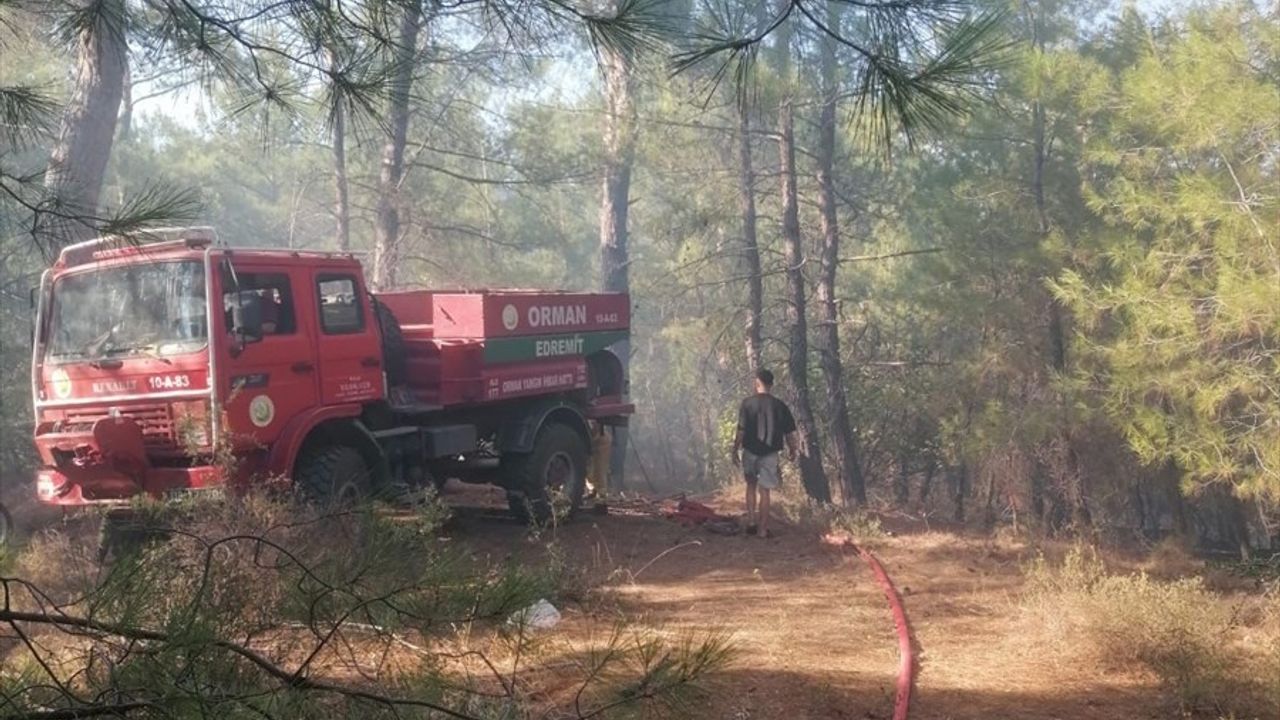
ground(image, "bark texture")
xmin=774 ymin=8 xmax=831 ymax=503
xmin=43 ymin=0 xmax=128 ymax=246
xmin=814 ymin=4 xmax=866 ymax=506
xmin=372 ymin=1 xmax=422 ymax=290
xmin=599 ymin=42 xmax=638 ymax=491
xmin=328 ymin=49 xmax=351 ymax=253
xmin=737 ymin=103 xmax=764 ymax=374
xmin=599 ymin=45 xmax=636 ymax=296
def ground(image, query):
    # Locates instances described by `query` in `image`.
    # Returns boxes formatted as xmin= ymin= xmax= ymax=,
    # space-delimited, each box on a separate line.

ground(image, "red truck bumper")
xmin=37 ymin=465 xmax=226 ymax=506
xmin=34 ymin=415 xmax=226 ymax=507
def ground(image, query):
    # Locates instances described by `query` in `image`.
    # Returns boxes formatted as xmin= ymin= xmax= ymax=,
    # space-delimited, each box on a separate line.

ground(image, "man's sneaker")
xmin=745 ymin=524 xmax=758 ymax=536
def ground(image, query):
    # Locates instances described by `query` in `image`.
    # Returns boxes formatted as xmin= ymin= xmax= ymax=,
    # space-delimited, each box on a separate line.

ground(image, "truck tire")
xmin=371 ymin=297 xmax=407 ymax=386
xmin=505 ymin=423 xmax=588 ymax=525
xmin=295 ymin=445 xmax=370 ymax=506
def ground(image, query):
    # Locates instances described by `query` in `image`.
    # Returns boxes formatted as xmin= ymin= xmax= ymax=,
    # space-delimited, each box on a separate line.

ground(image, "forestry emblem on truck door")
xmin=501 ymin=304 xmax=519 ymax=331
xmin=249 ymin=395 xmax=275 ymax=427
xmin=51 ymin=368 xmax=72 ymax=399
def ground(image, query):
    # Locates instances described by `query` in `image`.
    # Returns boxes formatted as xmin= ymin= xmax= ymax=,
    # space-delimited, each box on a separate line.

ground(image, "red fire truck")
xmin=30 ymin=227 xmax=632 ymax=522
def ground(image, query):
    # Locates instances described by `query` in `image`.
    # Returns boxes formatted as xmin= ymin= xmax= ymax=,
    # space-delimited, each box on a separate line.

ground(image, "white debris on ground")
xmin=507 ymin=598 xmax=561 ymax=630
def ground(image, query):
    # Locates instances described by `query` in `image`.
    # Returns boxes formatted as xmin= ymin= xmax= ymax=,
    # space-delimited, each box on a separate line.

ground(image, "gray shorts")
xmin=742 ymin=451 xmax=781 ymax=489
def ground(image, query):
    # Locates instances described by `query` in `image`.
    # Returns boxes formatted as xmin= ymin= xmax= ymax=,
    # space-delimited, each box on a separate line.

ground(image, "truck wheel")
xmin=505 ymin=423 xmax=588 ymax=525
xmin=371 ymin=298 xmax=407 ymax=386
xmin=296 ymin=446 xmax=370 ymax=506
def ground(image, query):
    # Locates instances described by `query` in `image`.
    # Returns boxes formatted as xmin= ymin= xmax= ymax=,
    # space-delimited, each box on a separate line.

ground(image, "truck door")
xmin=311 ymin=271 xmax=384 ymax=405
xmin=217 ymin=265 xmax=319 ymax=444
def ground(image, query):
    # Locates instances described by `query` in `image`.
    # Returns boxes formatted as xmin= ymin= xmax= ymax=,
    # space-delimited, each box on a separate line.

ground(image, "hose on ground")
xmin=823 ymin=532 xmax=915 ymax=720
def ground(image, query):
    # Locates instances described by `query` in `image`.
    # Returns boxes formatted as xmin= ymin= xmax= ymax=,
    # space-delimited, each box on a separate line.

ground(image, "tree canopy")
xmin=1 ymin=0 xmax=1277 ymax=548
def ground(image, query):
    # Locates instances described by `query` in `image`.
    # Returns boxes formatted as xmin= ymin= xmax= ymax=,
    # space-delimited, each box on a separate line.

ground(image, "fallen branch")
xmin=631 ymin=541 xmax=704 ymax=581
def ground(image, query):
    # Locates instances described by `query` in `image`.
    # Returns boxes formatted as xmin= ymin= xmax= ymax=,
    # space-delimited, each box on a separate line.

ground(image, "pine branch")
xmin=672 ymin=0 xmax=1012 ymax=148
xmin=1 ymin=581 xmax=485 ymax=720
xmin=839 ymin=247 xmax=943 ymax=263
xmin=0 ymin=85 xmax=59 ymax=148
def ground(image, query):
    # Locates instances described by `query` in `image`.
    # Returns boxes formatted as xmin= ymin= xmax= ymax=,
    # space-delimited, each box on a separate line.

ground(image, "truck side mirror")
xmin=231 ymin=292 xmax=264 ymax=349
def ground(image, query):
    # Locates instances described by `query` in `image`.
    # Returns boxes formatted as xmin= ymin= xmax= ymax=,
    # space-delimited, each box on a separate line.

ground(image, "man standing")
xmin=733 ymin=369 xmax=798 ymax=538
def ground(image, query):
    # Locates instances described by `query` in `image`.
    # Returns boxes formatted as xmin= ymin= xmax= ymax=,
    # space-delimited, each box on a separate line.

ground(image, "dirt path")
xmin=571 ymin=511 xmax=902 ymax=720
xmin=446 ymin=487 xmax=1180 ymax=720
xmin=869 ymin=526 xmax=1166 ymax=720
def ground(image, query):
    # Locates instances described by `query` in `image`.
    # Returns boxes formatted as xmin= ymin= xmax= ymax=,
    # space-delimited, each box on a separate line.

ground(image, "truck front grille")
xmin=63 ymin=404 xmax=177 ymax=449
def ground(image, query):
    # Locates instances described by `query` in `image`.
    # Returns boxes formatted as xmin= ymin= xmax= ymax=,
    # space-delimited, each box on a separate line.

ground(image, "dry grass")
xmin=1258 ymin=583 xmax=1280 ymax=709
xmin=8 ymin=521 xmax=103 ymax=597
xmin=1143 ymin=535 xmax=1205 ymax=578
xmin=1021 ymin=546 xmax=1276 ymax=715
xmin=771 ymin=484 xmax=887 ymax=545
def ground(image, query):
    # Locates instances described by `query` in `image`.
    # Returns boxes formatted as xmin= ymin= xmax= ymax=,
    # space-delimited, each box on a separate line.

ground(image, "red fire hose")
xmin=823 ymin=533 xmax=915 ymax=720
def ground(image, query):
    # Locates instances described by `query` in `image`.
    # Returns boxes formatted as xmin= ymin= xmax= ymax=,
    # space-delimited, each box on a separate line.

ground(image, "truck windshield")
xmin=45 ymin=260 xmax=207 ymax=363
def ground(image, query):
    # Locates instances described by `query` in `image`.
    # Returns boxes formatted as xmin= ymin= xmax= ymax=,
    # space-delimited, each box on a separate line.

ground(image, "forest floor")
xmin=6 ymin=482 xmax=1274 ymax=719
xmin=443 ymin=482 xmax=1274 ymax=720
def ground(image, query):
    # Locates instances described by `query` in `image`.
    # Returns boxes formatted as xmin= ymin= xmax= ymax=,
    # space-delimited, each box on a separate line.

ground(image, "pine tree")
xmin=1055 ymin=4 xmax=1280 ymax=504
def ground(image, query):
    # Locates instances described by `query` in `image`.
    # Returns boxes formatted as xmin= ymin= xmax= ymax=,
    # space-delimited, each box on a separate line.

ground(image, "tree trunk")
xmin=372 ymin=1 xmax=422 ymax=290
xmin=737 ymin=103 xmax=764 ymax=373
xmin=328 ymin=49 xmax=351 ymax=253
xmin=918 ymin=461 xmax=936 ymax=505
xmin=814 ymin=3 xmax=865 ymax=507
xmin=599 ymin=45 xmax=635 ymax=296
xmin=1064 ymin=434 xmax=1092 ymax=531
xmin=894 ymin=455 xmax=910 ymax=506
xmin=1163 ymin=459 xmax=1192 ymax=540
xmin=953 ymin=463 xmax=968 ymax=522
xmin=110 ymin=64 xmax=132 ymax=209
xmin=599 ymin=42 xmax=637 ymax=492
xmin=984 ymin=467 xmax=999 ymax=529
xmin=1224 ymin=491 xmax=1252 ymax=561
xmin=701 ymin=390 xmax=717 ymax=486
xmin=1030 ymin=457 xmax=1047 ymax=523
xmin=774 ymin=9 xmax=830 ymax=504
xmin=42 ymin=0 xmax=128 ymax=246
xmin=117 ymin=64 xmax=133 ymax=143
xmin=1254 ymin=501 xmax=1274 ymax=552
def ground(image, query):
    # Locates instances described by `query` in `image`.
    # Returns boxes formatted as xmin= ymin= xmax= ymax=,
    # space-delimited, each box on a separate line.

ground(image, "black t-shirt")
xmin=737 ymin=393 xmax=797 ymax=456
